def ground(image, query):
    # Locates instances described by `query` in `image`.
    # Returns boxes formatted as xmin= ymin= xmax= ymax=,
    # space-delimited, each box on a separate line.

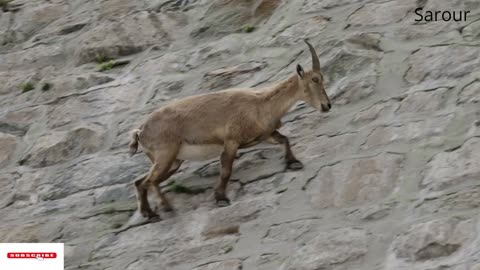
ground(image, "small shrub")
xmin=21 ymin=82 xmax=34 ymax=93
xmin=98 ymin=60 xmax=114 ymax=72
xmin=41 ymin=82 xmax=51 ymax=91
xmin=243 ymin=25 xmax=255 ymax=33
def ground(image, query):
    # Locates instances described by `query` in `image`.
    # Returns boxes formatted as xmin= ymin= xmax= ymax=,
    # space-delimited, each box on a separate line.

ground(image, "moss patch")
xmin=243 ymin=25 xmax=255 ymax=33
xmin=21 ymin=82 xmax=34 ymax=93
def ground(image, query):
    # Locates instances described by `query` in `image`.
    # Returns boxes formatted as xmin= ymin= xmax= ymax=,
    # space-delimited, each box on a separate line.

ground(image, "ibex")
xmin=129 ymin=40 xmax=331 ymax=218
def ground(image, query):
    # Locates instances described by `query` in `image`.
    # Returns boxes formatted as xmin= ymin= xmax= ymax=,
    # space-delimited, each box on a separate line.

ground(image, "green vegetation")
xmin=95 ymin=53 xmax=115 ymax=71
xmin=98 ymin=60 xmax=115 ymax=72
xmin=41 ymin=82 xmax=51 ymax=91
xmin=243 ymin=25 xmax=255 ymax=33
xmin=21 ymin=82 xmax=34 ymax=93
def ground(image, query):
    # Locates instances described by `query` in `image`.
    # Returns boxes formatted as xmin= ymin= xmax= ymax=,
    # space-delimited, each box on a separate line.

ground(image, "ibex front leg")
xmin=270 ymin=130 xmax=303 ymax=170
xmin=215 ymin=141 xmax=239 ymax=207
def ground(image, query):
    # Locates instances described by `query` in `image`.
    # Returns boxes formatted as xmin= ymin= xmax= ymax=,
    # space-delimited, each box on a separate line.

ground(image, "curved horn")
xmin=304 ymin=39 xmax=320 ymax=71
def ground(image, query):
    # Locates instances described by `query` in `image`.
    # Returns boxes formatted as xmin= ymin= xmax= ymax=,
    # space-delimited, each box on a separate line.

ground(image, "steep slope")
xmin=1 ymin=0 xmax=480 ymax=269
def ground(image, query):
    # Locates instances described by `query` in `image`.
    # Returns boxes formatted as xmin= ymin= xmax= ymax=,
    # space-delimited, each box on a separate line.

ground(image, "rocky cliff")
xmin=1 ymin=0 xmax=480 ymax=269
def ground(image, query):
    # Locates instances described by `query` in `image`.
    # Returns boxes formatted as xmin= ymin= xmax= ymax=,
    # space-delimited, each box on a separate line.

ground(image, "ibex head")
xmin=296 ymin=39 xmax=331 ymax=112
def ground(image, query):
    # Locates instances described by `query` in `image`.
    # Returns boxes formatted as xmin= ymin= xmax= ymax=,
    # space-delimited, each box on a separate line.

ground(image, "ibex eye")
xmin=312 ymin=77 xmax=319 ymax=83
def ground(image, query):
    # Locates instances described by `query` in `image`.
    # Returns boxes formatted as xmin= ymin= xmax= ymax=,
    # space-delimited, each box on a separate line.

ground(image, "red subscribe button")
xmin=7 ymin=252 xmax=57 ymax=259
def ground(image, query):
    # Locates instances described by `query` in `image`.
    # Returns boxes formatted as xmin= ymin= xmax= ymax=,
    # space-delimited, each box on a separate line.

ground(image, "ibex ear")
xmin=296 ymin=64 xmax=305 ymax=78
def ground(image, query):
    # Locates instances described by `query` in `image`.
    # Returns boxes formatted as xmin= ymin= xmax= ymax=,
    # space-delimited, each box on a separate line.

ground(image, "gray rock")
xmin=296 ymin=132 xmax=357 ymax=160
xmin=8 ymin=3 xmax=67 ymax=44
xmin=201 ymin=195 xmax=276 ymax=239
xmin=421 ymin=138 xmax=480 ymax=193
xmin=458 ymin=80 xmax=480 ymax=104
xmin=20 ymin=124 xmax=108 ymax=168
xmin=392 ymin=218 xmax=473 ymax=262
xmin=405 ymin=45 xmax=480 ymax=84
xmin=38 ymin=153 xmax=149 ymax=200
xmin=362 ymin=115 xmax=454 ymax=149
xmin=0 ymin=44 xmax=64 ymax=70
xmin=306 ymin=153 xmax=404 ymax=208
xmin=463 ymin=20 xmax=480 ymax=41
xmin=322 ymin=45 xmax=382 ymax=105
xmin=265 ymin=16 xmax=330 ymax=47
xmin=347 ymin=0 xmax=416 ymax=27
xmin=396 ymin=88 xmax=450 ymax=115
xmin=262 ymin=218 xmax=320 ymax=244
xmin=0 ymin=106 xmax=46 ymax=136
xmin=0 ymin=133 xmax=18 ymax=168
xmin=193 ymin=259 xmax=243 ymax=270
xmin=351 ymin=100 xmax=400 ymax=125
xmin=200 ymin=61 xmax=267 ymax=91
xmin=280 ymin=227 xmax=368 ymax=270
xmin=346 ymin=202 xmax=396 ymax=221
xmin=73 ymin=11 xmax=169 ymax=65
xmin=0 ymin=172 xmax=18 ymax=209
xmin=415 ymin=186 xmax=480 ymax=216
xmin=191 ymin=0 xmax=281 ymax=39
xmin=300 ymin=0 xmax=368 ymax=13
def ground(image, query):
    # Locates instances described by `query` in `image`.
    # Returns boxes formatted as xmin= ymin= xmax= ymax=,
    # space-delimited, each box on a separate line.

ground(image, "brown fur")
xmin=130 ymin=40 xmax=331 ymax=218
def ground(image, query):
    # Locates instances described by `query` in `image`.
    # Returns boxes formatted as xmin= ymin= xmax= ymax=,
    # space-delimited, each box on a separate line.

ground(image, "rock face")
xmin=347 ymin=0 xmax=416 ymax=27
xmin=20 ymin=125 xmax=107 ymax=168
xmin=392 ymin=218 xmax=472 ymax=262
xmin=280 ymin=227 xmax=368 ymax=270
xmin=405 ymin=45 xmax=480 ymax=84
xmin=387 ymin=218 xmax=477 ymax=270
xmin=1 ymin=0 xmax=480 ymax=269
xmin=73 ymin=12 xmax=169 ymax=65
xmin=306 ymin=153 xmax=404 ymax=208
xmin=0 ymin=133 xmax=17 ymax=168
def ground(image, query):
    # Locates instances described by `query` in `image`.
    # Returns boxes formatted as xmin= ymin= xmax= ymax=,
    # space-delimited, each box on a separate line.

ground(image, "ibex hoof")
xmin=216 ymin=199 xmax=231 ymax=207
xmin=148 ymin=212 xmax=160 ymax=220
xmin=287 ymin=160 xmax=304 ymax=170
xmin=215 ymin=192 xmax=231 ymax=207
xmin=141 ymin=208 xmax=159 ymax=219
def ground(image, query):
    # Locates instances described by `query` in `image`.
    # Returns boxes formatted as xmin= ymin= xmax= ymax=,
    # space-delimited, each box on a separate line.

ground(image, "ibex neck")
xmin=262 ymin=74 xmax=302 ymax=123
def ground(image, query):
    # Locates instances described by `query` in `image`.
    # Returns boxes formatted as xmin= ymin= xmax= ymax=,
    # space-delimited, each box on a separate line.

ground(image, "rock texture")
xmin=1 ymin=0 xmax=480 ymax=269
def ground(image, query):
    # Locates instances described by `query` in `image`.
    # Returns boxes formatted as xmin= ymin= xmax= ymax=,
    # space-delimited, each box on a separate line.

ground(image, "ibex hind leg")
xmin=215 ymin=141 xmax=239 ymax=207
xmin=153 ymin=159 xmax=184 ymax=213
xmin=148 ymin=147 xmax=180 ymax=216
xmin=135 ymin=170 xmax=157 ymax=219
xmin=136 ymin=146 xmax=179 ymax=219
